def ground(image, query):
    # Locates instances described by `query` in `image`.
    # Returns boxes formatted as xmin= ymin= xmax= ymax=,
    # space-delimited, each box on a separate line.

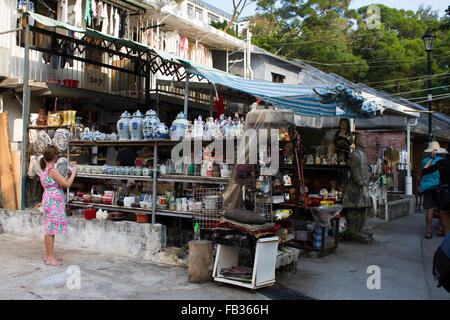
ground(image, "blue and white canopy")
xmin=183 ymin=61 xmax=388 ymax=119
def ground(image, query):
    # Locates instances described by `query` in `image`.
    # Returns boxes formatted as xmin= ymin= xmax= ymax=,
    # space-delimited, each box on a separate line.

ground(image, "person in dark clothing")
xmin=423 ymin=150 xmax=450 ymax=235
xmin=115 ymin=147 xmax=136 ymax=166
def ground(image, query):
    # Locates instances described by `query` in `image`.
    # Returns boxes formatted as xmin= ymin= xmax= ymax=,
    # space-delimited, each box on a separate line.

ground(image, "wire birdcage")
xmin=192 ymin=186 xmax=224 ymax=229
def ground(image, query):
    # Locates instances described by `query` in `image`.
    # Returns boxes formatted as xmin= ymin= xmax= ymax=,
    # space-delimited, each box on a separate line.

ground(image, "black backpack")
xmin=433 ymin=245 xmax=450 ymax=292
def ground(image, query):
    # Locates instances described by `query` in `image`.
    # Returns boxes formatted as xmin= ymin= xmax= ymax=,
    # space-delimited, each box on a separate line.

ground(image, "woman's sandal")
xmin=424 ymin=232 xmax=432 ymax=239
xmin=436 ymin=230 xmax=445 ymax=237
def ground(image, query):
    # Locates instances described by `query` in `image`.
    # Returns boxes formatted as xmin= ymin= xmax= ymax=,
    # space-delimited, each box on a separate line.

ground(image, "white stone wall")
xmin=0 ymin=209 xmax=167 ymax=263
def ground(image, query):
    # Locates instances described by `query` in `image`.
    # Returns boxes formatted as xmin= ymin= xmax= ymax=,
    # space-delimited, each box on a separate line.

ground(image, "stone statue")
xmin=342 ymin=133 xmax=373 ymax=243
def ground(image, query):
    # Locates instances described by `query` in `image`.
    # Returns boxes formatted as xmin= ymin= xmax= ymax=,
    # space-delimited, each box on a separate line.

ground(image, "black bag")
xmin=437 ymin=184 xmax=450 ymax=210
xmin=432 ymin=246 xmax=450 ymax=292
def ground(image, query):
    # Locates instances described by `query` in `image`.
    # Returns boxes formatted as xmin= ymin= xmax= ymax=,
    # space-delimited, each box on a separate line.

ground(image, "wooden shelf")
xmin=29 ymin=125 xmax=71 ymax=130
xmin=76 ymin=173 xmax=153 ymax=181
xmin=69 ymin=137 xmax=239 ymax=147
xmin=75 ymin=173 xmax=229 ymax=184
xmin=68 ymin=201 xmax=195 ymax=218
xmin=158 ymin=174 xmax=230 ymax=185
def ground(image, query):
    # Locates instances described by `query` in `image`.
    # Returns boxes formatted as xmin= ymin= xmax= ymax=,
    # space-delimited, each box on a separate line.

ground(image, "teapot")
xmin=275 ymin=209 xmax=293 ymax=220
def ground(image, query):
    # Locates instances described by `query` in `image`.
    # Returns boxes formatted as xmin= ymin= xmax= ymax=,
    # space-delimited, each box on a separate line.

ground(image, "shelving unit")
xmin=67 ymin=138 xmax=232 ymax=225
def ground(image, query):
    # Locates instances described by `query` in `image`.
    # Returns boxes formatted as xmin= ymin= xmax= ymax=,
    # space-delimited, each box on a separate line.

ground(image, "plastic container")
xmin=63 ymin=79 xmax=79 ymax=88
xmin=84 ymin=209 xmax=97 ymax=220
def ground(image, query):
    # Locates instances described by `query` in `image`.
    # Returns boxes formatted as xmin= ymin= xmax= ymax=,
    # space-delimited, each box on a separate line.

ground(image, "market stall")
xmin=19 ymin=10 xmax=420 ymax=290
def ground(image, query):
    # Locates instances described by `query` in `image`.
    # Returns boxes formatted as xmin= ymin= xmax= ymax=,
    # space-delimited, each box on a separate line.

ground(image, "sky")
xmin=204 ymin=0 xmax=448 ymax=19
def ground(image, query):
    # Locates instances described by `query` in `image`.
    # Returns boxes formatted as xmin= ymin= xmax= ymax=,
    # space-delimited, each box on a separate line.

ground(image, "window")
xmin=187 ymin=4 xmax=194 ymax=19
xmin=272 ymin=73 xmax=285 ymax=83
xmin=195 ymin=8 xmax=203 ymax=21
xmin=208 ymin=14 xmax=219 ymax=24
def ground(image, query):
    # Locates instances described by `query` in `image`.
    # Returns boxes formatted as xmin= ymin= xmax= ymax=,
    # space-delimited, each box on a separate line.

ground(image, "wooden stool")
xmin=188 ymin=240 xmax=214 ymax=283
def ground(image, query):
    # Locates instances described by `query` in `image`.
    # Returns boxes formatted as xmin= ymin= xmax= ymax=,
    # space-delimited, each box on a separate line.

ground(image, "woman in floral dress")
xmin=40 ymin=146 xmax=77 ymax=266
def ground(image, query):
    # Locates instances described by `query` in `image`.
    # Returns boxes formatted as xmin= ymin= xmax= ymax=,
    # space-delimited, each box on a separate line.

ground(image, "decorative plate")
xmin=56 ymin=157 xmax=69 ymax=177
xmin=35 ymin=155 xmax=43 ymax=177
xmin=36 ymin=131 xmax=52 ymax=153
xmin=53 ymin=128 xmax=69 ymax=151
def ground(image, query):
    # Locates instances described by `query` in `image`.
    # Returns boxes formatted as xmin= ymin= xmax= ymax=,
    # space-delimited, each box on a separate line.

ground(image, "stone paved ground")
xmin=0 ymin=211 xmax=448 ymax=300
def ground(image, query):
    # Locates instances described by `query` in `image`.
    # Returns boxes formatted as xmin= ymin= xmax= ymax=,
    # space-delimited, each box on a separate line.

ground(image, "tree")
xmin=222 ymin=0 xmax=257 ymax=34
xmin=249 ymin=2 xmax=450 ymax=116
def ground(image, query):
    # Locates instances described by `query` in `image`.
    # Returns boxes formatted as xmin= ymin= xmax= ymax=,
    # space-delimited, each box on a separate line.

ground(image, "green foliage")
xmin=250 ymin=1 xmax=450 ymax=115
xmin=210 ymin=20 xmax=241 ymax=38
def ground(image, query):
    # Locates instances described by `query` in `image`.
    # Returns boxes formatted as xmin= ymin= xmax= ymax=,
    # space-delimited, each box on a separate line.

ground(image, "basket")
xmin=135 ymin=212 xmax=150 ymax=223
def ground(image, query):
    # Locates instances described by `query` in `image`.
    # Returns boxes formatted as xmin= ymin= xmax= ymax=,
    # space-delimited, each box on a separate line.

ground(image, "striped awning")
xmin=183 ymin=62 xmax=343 ymax=117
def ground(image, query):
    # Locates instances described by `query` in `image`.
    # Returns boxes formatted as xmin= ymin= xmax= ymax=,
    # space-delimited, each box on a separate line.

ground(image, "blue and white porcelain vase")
xmin=143 ymin=109 xmax=160 ymax=140
xmin=170 ymin=112 xmax=189 ymax=141
xmin=154 ymin=122 xmax=169 ymax=139
xmin=129 ymin=110 xmax=144 ymax=140
xmin=117 ymin=111 xmax=131 ymax=140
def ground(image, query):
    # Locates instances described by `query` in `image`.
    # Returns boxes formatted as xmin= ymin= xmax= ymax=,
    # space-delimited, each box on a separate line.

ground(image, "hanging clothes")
xmin=114 ymin=9 xmax=120 ymax=38
xmin=60 ymin=0 xmax=68 ymax=23
xmin=96 ymin=1 xmax=103 ymax=26
xmin=100 ymin=3 xmax=108 ymax=34
xmin=74 ymin=0 xmax=83 ymax=27
xmin=84 ymin=0 xmax=92 ymax=27
xmin=60 ymin=31 xmax=75 ymax=68
xmin=119 ymin=10 xmax=128 ymax=38
xmin=109 ymin=5 xmax=114 ymax=35
xmin=91 ymin=0 xmax=97 ymax=20
xmin=180 ymin=35 xmax=189 ymax=59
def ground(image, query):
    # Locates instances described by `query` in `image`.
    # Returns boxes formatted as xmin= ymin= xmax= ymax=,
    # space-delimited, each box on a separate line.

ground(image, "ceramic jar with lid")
xmin=170 ymin=112 xmax=189 ymax=141
xmin=153 ymin=122 xmax=169 ymax=139
xmin=143 ymin=109 xmax=160 ymax=140
xmin=117 ymin=111 xmax=131 ymax=140
xmin=129 ymin=110 xmax=144 ymax=140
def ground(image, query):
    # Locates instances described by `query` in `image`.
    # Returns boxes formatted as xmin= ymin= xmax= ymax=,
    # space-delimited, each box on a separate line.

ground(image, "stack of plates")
xmin=53 ymin=128 xmax=69 ymax=151
xmin=36 ymin=131 xmax=52 ymax=153
xmin=56 ymin=157 xmax=69 ymax=177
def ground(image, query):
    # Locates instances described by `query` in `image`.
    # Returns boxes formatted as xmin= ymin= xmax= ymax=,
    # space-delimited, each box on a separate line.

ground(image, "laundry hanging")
xmin=109 ymin=5 xmax=114 ymax=35
xmin=60 ymin=0 xmax=68 ymax=23
xmin=84 ymin=0 xmax=92 ymax=27
xmin=100 ymin=2 xmax=108 ymax=33
xmin=74 ymin=0 xmax=83 ymax=27
xmin=113 ymin=9 xmax=120 ymax=38
xmin=95 ymin=1 xmax=103 ymax=26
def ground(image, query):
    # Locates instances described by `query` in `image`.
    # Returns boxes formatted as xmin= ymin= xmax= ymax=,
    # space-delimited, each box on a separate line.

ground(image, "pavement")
xmin=279 ymin=212 xmax=449 ymax=300
xmin=0 ymin=211 xmax=448 ymax=300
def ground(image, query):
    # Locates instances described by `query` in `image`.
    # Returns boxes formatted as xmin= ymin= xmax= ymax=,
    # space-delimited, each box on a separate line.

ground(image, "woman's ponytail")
xmin=40 ymin=145 xmax=58 ymax=171
xmin=40 ymin=156 xmax=46 ymax=170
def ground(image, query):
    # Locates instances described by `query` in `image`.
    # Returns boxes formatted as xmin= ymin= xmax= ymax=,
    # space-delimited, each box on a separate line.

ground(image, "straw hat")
xmin=384 ymin=147 xmax=400 ymax=168
xmin=425 ymin=141 xmax=448 ymax=154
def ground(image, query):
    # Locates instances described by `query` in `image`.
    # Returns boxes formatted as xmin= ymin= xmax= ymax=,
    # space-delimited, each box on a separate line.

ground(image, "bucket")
xmin=84 ymin=209 xmax=97 ymax=220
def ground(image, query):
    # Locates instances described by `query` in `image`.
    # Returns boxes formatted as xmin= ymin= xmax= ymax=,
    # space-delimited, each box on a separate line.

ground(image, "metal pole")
xmin=427 ymin=50 xmax=432 ymax=142
xmin=183 ymin=74 xmax=189 ymax=116
xmin=20 ymin=21 xmax=30 ymax=210
xmin=145 ymin=64 xmax=150 ymax=106
xmin=151 ymin=142 xmax=158 ymax=224
xmin=405 ymin=118 xmax=412 ymax=195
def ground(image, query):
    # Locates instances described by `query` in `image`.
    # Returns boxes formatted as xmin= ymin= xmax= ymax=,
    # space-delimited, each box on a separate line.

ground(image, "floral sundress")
xmin=40 ymin=165 xmax=67 ymax=235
